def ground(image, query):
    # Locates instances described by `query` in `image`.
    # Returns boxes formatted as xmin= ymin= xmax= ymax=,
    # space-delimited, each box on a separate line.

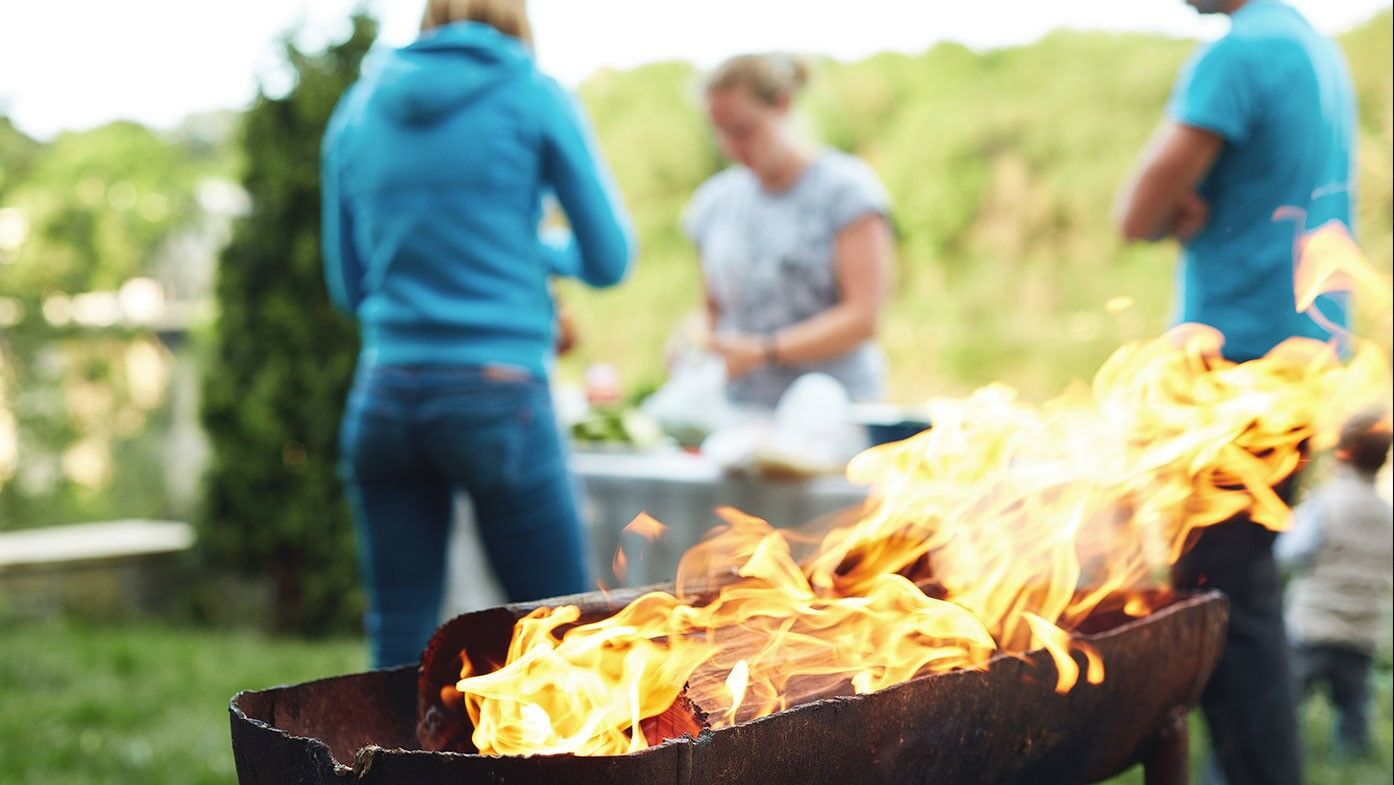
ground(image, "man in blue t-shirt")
xmin=1116 ymin=2 xmax=1357 ymax=784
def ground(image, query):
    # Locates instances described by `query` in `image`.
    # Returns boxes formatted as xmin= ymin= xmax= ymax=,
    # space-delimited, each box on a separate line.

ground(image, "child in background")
xmin=1278 ymin=408 xmax=1394 ymax=759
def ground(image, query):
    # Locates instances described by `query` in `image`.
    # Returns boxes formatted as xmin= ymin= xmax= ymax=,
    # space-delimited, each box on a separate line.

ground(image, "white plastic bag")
xmin=757 ymin=374 xmax=869 ymax=477
xmin=641 ymin=350 xmax=734 ymax=447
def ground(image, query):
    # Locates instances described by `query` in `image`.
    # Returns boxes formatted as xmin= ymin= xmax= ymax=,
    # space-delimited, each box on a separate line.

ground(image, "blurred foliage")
xmin=0 ymin=94 xmax=239 ymax=529
xmin=197 ymin=16 xmax=376 ymax=634
xmin=0 ymin=121 xmax=231 ymax=529
xmin=558 ymin=12 xmax=1394 ymax=402
xmin=0 ymin=115 xmax=42 ymax=201
xmin=0 ymin=122 xmax=205 ymax=295
xmin=0 ymin=329 xmax=175 ymax=529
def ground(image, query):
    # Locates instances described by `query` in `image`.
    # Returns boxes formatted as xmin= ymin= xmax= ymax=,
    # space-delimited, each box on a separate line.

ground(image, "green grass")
xmin=0 ymin=618 xmax=364 ymax=785
xmin=1103 ymin=672 xmax=1394 ymax=785
xmin=0 ymin=618 xmax=1387 ymax=783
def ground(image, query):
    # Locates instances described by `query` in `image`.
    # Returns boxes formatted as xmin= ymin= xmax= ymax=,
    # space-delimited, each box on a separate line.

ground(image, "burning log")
xmin=677 ymin=594 xmax=984 ymax=727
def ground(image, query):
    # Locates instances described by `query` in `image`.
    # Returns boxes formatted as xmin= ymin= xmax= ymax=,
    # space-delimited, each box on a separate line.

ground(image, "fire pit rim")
xmin=229 ymin=588 xmax=1225 ymax=768
xmin=228 ymin=663 xmax=418 ymax=776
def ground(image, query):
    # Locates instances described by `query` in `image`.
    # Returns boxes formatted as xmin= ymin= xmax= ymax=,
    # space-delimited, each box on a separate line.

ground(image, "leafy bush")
xmin=198 ymin=17 xmax=377 ymax=634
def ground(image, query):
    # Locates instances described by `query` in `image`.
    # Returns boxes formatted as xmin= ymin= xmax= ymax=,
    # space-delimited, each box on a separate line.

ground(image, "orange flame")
xmin=624 ymin=512 xmax=669 ymax=542
xmin=454 ymin=227 xmax=1391 ymax=757
xmin=1293 ymin=221 xmax=1391 ymax=316
xmin=723 ymin=659 xmax=749 ymax=725
xmin=611 ymin=512 xmax=670 ymax=582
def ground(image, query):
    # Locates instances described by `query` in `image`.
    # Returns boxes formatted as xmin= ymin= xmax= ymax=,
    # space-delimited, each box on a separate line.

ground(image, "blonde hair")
xmin=707 ymin=53 xmax=812 ymax=107
xmin=421 ymin=0 xmax=533 ymax=46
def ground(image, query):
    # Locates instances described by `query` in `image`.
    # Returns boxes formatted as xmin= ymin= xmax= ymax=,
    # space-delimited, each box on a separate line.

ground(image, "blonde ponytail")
xmin=421 ymin=0 xmax=533 ymax=47
xmin=707 ymin=53 xmax=813 ymax=106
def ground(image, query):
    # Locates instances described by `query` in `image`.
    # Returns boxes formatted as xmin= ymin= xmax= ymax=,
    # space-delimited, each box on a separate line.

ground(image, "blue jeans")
xmin=340 ymin=364 xmax=590 ymax=668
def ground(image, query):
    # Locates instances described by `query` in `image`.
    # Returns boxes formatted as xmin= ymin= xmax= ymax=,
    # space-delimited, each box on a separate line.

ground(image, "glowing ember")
xmin=453 ymin=225 xmax=1390 ymax=757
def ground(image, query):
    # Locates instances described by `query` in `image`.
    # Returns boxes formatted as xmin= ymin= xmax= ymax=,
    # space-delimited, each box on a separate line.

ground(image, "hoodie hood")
xmin=368 ymin=21 xmax=533 ymax=125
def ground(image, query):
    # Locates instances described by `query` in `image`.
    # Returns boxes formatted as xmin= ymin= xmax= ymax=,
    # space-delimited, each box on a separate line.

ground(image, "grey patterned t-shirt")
xmin=685 ymin=150 xmax=891 ymax=407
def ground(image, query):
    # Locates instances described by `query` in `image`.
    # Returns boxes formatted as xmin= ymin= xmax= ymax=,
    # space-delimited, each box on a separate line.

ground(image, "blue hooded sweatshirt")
xmin=321 ymin=22 xmax=635 ymax=377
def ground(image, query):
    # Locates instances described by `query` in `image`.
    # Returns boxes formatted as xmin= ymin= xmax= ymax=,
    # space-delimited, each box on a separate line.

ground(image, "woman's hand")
xmin=711 ymin=333 xmax=770 ymax=379
xmin=554 ymin=297 xmax=579 ymax=356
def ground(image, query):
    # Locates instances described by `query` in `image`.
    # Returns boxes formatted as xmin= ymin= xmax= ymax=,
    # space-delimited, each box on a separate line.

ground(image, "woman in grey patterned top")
xmin=685 ymin=53 xmax=896 ymax=408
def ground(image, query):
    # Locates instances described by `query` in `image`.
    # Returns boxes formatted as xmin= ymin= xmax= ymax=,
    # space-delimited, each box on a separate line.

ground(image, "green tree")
xmin=199 ymin=16 xmax=376 ymax=634
xmin=0 ymin=118 xmax=222 ymax=533
xmin=0 ymin=115 xmax=41 ymax=201
xmin=0 ymin=121 xmax=203 ymax=296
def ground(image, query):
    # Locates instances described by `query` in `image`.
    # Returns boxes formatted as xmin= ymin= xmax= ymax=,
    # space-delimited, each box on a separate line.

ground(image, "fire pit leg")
xmin=1143 ymin=708 xmax=1190 ymax=785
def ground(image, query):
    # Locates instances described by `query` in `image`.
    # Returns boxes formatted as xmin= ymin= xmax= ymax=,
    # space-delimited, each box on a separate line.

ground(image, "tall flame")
xmin=455 ymin=225 xmax=1390 ymax=757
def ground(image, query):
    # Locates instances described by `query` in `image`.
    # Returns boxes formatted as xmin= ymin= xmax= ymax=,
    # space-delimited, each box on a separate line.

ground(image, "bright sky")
xmin=0 ymin=0 xmax=1388 ymax=140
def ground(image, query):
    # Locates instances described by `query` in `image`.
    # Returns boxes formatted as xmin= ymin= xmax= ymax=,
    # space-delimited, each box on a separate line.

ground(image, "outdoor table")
xmin=443 ymin=448 xmax=869 ymax=614
xmin=571 ymin=449 xmax=869 ymax=585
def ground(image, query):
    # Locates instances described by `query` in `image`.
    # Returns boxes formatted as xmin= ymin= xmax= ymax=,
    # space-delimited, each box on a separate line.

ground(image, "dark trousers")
xmin=1173 ymin=519 xmax=1305 ymax=785
xmin=1293 ymin=643 xmax=1374 ymax=756
xmin=340 ymin=364 xmax=591 ymax=668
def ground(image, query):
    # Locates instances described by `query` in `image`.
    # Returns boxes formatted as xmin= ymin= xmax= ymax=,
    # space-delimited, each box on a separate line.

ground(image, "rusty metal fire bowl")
xmin=230 ymin=587 xmax=1226 ymax=785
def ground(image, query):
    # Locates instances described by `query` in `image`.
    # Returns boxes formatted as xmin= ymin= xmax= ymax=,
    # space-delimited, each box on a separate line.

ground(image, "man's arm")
xmin=1115 ymin=122 xmax=1225 ymax=243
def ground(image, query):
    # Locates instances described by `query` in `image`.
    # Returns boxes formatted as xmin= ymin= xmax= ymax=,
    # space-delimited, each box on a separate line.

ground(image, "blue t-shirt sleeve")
xmin=1167 ymin=37 xmax=1258 ymax=144
xmin=826 ymin=157 xmax=891 ymax=232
